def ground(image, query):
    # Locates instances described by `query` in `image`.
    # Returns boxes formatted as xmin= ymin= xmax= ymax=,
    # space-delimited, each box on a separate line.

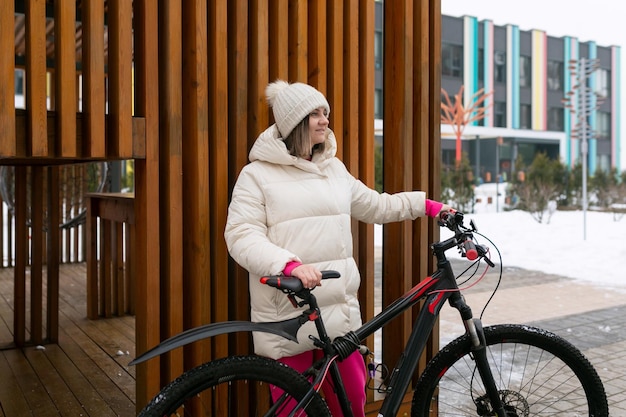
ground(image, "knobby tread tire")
xmin=411 ymin=324 xmax=608 ymax=416
xmin=138 ymin=355 xmax=331 ymax=417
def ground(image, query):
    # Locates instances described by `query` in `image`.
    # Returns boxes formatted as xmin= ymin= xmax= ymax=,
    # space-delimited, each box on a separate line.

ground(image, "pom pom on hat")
xmin=265 ymin=80 xmax=330 ymax=138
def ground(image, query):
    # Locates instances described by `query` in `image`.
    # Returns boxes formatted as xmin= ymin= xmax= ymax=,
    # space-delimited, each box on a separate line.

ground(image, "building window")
xmin=596 ymin=111 xmax=610 ymax=139
xmin=520 ymin=55 xmax=531 ymax=88
xmin=597 ymin=154 xmax=610 ymax=173
xmin=494 ymin=51 xmax=506 ymax=83
xmin=478 ymin=47 xmax=484 ymax=83
xmin=494 ymin=101 xmax=506 ymax=127
xmin=442 ymin=42 xmax=463 ymax=78
xmin=374 ymin=30 xmax=383 ymax=70
xmin=374 ymin=88 xmax=383 ymax=119
xmin=547 ymin=60 xmax=564 ymax=91
xmin=15 ymin=69 xmax=24 ymax=95
xmin=520 ymin=104 xmax=531 ymax=129
xmin=548 ymin=107 xmax=564 ymax=131
xmin=596 ymin=68 xmax=610 ymax=99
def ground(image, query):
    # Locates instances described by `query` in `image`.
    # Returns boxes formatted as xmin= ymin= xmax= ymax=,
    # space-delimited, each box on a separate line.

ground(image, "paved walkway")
xmin=438 ymin=260 xmax=626 ymax=414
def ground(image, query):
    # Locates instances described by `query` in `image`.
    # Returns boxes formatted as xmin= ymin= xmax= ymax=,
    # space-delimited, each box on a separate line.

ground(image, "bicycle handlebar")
xmin=261 ymin=211 xmax=493 ymax=294
xmin=438 ymin=210 xmax=493 ymax=266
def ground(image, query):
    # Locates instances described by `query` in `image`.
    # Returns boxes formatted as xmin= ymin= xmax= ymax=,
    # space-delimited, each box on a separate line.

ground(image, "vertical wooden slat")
xmin=59 ymin=165 xmax=69 ymax=260
xmin=86 ymin=197 xmax=98 ymax=318
xmin=125 ymin=222 xmax=134 ymax=314
xmin=248 ymin=11 xmax=270 ymax=339
xmin=14 ymin=167 xmax=28 ymax=346
xmin=82 ymin=0 xmax=106 ymax=157
xmin=250 ymin=0 xmax=270 ymax=131
xmin=212 ymin=0 xmax=236 ymax=357
xmin=356 ymin=0 xmax=376 ymax=403
xmin=0 ymin=1 xmax=16 ymax=156
xmin=327 ymin=1 xmax=344 ymax=158
xmin=134 ymin=0 xmax=162 ymax=407
xmin=159 ymin=0 xmax=184 ymax=384
xmin=228 ymin=2 xmax=252 ymax=364
xmin=30 ymin=167 xmax=44 ymax=343
xmin=412 ymin=0 xmax=434 ymax=380
xmin=182 ymin=0 xmax=211 ymax=360
xmin=307 ymin=1 xmax=327 ymax=91
xmin=268 ymin=0 xmax=288 ymax=81
xmin=113 ymin=222 xmax=121 ymax=314
xmin=343 ymin=0 xmax=360 ymax=173
xmin=54 ymin=0 xmax=77 ymax=157
xmin=108 ymin=0 xmax=134 ymax=158
xmin=288 ymin=0 xmax=307 ymax=80
xmin=7 ymin=208 xmax=14 ymax=268
xmin=26 ymin=0 xmax=48 ymax=156
xmin=382 ymin=0 xmax=415 ymax=373
xmin=47 ymin=167 xmax=60 ymax=342
xmin=425 ymin=0 xmax=443 ymax=363
xmin=102 ymin=218 xmax=112 ymax=317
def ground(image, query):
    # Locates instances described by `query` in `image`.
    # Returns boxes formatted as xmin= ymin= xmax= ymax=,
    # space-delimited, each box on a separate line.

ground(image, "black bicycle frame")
xmin=130 ymin=230 xmax=509 ymax=416
xmin=301 ymin=241 xmax=507 ymax=417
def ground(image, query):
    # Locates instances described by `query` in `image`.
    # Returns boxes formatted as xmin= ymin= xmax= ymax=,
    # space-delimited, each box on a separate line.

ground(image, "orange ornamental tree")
xmin=441 ymin=85 xmax=493 ymax=163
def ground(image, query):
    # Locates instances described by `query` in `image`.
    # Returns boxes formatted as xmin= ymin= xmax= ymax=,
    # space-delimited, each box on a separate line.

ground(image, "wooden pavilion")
xmin=1 ymin=1 xmax=443 ymax=414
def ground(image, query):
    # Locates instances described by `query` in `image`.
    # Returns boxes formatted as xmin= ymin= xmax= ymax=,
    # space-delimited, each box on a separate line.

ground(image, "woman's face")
xmin=308 ymin=107 xmax=329 ymax=146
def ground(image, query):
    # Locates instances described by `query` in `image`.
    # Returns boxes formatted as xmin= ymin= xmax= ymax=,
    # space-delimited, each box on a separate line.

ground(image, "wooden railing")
xmin=86 ymin=192 xmax=135 ymax=319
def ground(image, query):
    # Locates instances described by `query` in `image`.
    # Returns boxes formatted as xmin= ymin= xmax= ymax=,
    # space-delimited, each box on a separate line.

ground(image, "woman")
xmin=224 ymin=79 xmax=451 ymax=416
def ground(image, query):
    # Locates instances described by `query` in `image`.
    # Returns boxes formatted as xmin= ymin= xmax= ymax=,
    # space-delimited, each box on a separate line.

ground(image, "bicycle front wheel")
xmin=138 ymin=355 xmax=331 ymax=417
xmin=412 ymin=324 xmax=608 ymax=416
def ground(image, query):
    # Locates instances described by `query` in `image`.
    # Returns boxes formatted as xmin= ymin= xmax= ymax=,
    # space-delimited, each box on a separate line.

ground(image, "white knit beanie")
xmin=265 ymin=80 xmax=330 ymax=138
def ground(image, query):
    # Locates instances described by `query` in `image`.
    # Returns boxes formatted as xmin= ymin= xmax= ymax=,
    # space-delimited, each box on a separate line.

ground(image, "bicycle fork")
xmin=451 ymin=294 xmax=509 ymax=417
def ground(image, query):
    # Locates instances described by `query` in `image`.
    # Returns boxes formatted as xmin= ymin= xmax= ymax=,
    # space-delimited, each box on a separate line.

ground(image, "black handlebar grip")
xmin=259 ymin=276 xmax=301 ymax=291
xmin=321 ymin=270 xmax=341 ymax=279
xmin=464 ymin=240 xmax=478 ymax=261
xmin=260 ymin=270 xmax=341 ymax=291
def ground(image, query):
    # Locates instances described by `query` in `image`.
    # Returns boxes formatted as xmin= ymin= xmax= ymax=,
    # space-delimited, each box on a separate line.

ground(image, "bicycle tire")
xmin=138 ymin=355 xmax=331 ymax=417
xmin=411 ymin=324 xmax=608 ymax=416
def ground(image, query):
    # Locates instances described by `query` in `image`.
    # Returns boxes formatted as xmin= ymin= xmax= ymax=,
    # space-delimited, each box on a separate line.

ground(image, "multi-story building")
xmin=374 ymin=4 xmax=622 ymax=183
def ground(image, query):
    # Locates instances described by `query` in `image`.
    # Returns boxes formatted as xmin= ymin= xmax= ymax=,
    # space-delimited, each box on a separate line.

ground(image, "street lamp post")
xmin=562 ymin=57 xmax=602 ymax=241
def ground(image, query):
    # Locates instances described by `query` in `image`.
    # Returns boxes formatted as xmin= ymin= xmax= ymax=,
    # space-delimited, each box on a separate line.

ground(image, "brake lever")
xmin=476 ymin=244 xmax=495 ymax=267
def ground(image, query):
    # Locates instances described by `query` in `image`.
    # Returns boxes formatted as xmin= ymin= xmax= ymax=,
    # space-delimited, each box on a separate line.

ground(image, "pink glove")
xmin=283 ymin=260 xmax=302 ymax=276
xmin=425 ymin=199 xmax=444 ymax=218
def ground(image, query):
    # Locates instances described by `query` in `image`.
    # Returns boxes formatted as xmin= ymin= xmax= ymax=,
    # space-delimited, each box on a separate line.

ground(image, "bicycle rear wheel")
xmin=138 ymin=355 xmax=330 ymax=416
xmin=412 ymin=324 xmax=608 ymax=416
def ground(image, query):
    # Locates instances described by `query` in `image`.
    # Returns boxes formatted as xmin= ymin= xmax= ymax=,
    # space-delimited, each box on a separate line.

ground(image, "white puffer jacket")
xmin=224 ymin=124 xmax=427 ymax=359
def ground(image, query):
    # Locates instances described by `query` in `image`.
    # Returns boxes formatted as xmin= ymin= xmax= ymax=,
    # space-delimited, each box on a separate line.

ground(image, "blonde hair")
xmin=283 ymin=117 xmax=325 ymax=158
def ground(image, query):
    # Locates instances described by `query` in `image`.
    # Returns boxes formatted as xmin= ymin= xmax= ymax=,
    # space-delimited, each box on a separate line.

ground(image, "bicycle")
xmin=130 ymin=211 xmax=608 ymax=416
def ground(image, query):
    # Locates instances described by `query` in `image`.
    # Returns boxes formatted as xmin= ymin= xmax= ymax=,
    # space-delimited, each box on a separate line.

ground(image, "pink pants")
xmin=271 ymin=350 xmax=366 ymax=417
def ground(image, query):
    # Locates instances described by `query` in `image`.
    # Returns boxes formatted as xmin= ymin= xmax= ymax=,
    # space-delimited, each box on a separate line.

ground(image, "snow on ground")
xmin=375 ymin=209 xmax=626 ymax=288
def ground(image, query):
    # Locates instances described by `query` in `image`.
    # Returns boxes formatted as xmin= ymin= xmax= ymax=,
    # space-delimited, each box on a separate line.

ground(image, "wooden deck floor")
xmin=0 ymin=264 xmax=136 ymax=416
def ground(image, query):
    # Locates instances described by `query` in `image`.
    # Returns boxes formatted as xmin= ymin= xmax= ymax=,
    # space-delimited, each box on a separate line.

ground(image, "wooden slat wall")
xmin=5 ymin=1 xmax=143 ymax=161
xmin=3 ymin=0 xmax=442 ymax=413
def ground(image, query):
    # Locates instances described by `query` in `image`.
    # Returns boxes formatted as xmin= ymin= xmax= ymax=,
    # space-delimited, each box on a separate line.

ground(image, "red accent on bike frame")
xmin=405 ymin=276 xmax=439 ymax=302
xmin=308 ymin=311 xmax=320 ymax=321
xmin=428 ymin=292 xmax=445 ymax=314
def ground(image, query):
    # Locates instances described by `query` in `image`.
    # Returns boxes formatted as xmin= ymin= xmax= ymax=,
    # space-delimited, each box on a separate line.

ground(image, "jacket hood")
xmin=249 ymin=124 xmax=337 ymax=167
